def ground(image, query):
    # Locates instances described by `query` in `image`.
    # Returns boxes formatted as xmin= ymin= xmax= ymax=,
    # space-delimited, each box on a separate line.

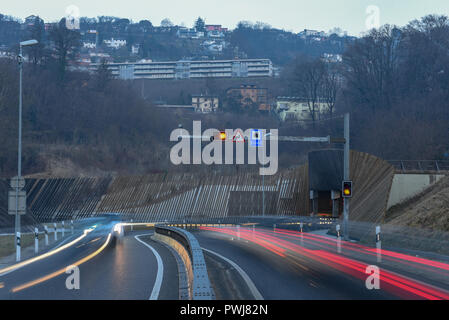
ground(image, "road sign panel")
xmin=8 ymin=190 xmax=26 ymax=215
xmin=233 ymin=129 xmax=245 ymax=143
xmin=250 ymin=129 xmax=262 ymax=147
xmin=10 ymin=176 xmax=25 ymax=189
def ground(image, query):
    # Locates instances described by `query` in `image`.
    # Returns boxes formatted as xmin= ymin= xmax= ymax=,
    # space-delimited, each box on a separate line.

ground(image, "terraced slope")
xmin=0 ymin=151 xmax=395 ymax=228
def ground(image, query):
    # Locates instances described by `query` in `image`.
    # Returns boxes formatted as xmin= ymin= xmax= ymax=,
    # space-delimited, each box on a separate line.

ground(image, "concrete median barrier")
xmin=153 ymin=225 xmax=215 ymax=300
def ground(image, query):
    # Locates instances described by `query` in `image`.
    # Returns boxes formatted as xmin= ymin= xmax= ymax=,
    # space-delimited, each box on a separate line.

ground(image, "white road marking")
xmin=0 ymin=230 xmax=92 ymax=277
xmin=135 ymin=234 xmax=164 ymax=300
xmin=202 ymin=247 xmax=264 ymax=300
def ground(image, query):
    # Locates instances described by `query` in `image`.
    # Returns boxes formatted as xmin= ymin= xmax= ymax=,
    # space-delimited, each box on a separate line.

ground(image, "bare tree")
xmin=49 ymin=18 xmax=80 ymax=80
xmin=27 ymin=17 xmax=47 ymax=66
xmin=291 ymin=58 xmax=326 ymax=126
xmin=322 ymin=64 xmax=342 ymax=118
xmin=343 ymin=25 xmax=400 ymax=113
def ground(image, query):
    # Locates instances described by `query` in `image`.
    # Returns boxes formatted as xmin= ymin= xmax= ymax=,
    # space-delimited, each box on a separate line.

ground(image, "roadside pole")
xmin=34 ymin=227 xmax=39 ymax=254
xmin=343 ymin=113 xmax=350 ymax=241
xmin=54 ymin=222 xmax=57 ymax=241
xmin=44 ymin=225 xmax=48 ymax=246
xmin=62 ymin=221 xmax=65 ymax=237
xmin=300 ymin=222 xmax=304 ymax=246
xmin=16 ymin=232 xmax=21 ymax=261
xmin=336 ymin=224 xmax=342 ymax=253
xmin=376 ymin=226 xmax=382 ymax=263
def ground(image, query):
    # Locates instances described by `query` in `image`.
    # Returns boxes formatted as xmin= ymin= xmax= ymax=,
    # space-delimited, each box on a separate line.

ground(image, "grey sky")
xmin=4 ymin=1 xmax=449 ymax=35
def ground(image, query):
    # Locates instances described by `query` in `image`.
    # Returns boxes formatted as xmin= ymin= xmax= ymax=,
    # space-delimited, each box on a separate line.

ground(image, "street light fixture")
xmin=12 ymin=39 xmax=38 ymax=261
xmin=20 ymin=40 xmax=39 ymax=47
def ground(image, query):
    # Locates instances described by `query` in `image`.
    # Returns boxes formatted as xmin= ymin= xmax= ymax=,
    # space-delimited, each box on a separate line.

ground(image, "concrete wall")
xmin=387 ymin=174 xmax=445 ymax=209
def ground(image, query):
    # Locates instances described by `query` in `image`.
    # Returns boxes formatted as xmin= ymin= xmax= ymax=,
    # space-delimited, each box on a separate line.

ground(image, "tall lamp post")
xmin=13 ymin=39 xmax=38 ymax=260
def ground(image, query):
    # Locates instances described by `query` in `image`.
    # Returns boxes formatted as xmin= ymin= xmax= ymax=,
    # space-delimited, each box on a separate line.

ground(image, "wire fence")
xmin=388 ymin=160 xmax=449 ymax=173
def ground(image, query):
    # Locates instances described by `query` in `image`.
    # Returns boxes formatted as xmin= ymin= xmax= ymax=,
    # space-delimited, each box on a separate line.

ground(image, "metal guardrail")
xmin=155 ymin=225 xmax=215 ymax=300
xmin=388 ymin=160 xmax=449 ymax=173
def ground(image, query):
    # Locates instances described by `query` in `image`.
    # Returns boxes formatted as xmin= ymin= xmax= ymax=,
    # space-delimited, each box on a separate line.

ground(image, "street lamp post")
xmin=14 ymin=39 xmax=38 ymax=258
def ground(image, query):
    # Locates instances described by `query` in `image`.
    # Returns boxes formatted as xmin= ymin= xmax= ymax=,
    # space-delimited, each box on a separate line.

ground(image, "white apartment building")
xmin=90 ymin=58 xmax=273 ymax=80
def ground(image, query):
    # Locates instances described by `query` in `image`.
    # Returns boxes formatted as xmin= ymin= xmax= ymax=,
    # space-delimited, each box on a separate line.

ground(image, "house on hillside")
xmin=276 ymin=96 xmax=328 ymax=122
xmin=321 ymin=53 xmax=342 ymax=63
xmin=104 ymin=38 xmax=127 ymax=49
xmin=24 ymin=15 xmax=44 ymax=27
xmin=298 ymin=29 xmax=326 ymax=38
xmin=205 ymin=25 xmax=228 ymax=32
xmin=176 ymin=27 xmax=204 ymax=39
xmin=226 ymin=84 xmax=271 ymax=111
xmin=192 ymin=95 xmax=219 ymax=113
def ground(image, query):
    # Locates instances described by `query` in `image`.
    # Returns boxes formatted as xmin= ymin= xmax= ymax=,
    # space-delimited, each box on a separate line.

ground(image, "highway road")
xmin=195 ymin=226 xmax=449 ymax=300
xmin=0 ymin=220 xmax=178 ymax=300
xmin=1 ymin=219 xmax=448 ymax=300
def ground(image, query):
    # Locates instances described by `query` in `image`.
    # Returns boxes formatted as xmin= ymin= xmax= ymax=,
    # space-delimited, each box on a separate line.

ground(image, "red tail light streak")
xmin=200 ymin=226 xmax=449 ymax=300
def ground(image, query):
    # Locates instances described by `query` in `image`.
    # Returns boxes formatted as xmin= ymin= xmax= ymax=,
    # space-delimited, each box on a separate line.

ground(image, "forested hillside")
xmin=0 ymin=14 xmax=449 ymax=177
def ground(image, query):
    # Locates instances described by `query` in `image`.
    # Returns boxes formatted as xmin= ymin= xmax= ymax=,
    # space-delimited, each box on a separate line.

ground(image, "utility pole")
xmin=16 ymin=43 xmax=23 ymax=239
xmin=9 ymin=40 xmax=38 ymax=261
xmin=343 ymin=113 xmax=350 ymax=240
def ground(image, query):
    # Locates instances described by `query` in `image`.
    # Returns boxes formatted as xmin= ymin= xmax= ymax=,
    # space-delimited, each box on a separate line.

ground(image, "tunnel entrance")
xmin=309 ymin=150 xmax=344 ymax=218
xmin=310 ymin=190 xmax=343 ymax=217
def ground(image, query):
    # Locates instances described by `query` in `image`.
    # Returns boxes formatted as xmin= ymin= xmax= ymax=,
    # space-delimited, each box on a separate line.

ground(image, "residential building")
xmin=90 ymin=58 xmax=273 ymax=80
xmin=0 ymin=51 xmax=14 ymax=60
xmin=131 ymin=45 xmax=139 ymax=55
xmin=207 ymin=43 xmax=223 ymax=52
xmin=322 ymin=53 xmax=343 ymax=63
xmin=298 ymin=29 xmax=326 ymax=38
xmin=177 ymin=27 xmax=202 ymax=38
xmin=207 ymin=30 xmax=225 ymax=38
xmin=202 ymin=40 xmax=225 ymax=52
xmin=276 ymin=96 xmax=329 ymax=122
xmin=83 ymin=42 xmax=96 ymax=49
xmin=24 ymin=15 xmax=43 ymax=27
xmin=205 ymin=25 xmax=228 ymax=32
xmin=44 ymin=22 xmax=57 ymax=31
xmin=103 ymin=38 xmax=127 ymax=49
xmin=192 ymin=95 xmax=219 ymax=113
xmin=226 ymin=84 xmax=271 ymax=111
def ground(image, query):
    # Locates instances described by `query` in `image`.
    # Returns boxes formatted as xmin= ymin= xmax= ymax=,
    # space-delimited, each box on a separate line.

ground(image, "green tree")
xmin=195 ymin=17 xmax=206 ymax=32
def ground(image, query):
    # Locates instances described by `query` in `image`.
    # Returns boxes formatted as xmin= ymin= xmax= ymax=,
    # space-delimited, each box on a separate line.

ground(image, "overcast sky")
xmin=3 ymin=0 xmax=449 ymax=35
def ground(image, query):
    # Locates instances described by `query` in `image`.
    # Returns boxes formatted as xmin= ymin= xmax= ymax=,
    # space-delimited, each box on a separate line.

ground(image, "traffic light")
xmin=342 ymin=181 xmax=353 ymax=198
xmin=210 ymin=131 xmax=227 ymax=142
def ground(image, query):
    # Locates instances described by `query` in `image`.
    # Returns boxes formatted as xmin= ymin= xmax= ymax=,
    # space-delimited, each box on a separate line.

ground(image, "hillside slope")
xmin=386 ymin=175 xmax=449 ymax=232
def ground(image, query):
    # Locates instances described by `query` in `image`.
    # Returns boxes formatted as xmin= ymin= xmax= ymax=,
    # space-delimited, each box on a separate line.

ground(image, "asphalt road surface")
xmin=2 ymin=220 xmax=448 ymax=300
xmin=194 ymin=226 xmax=449 ymax=300
xmin=0 ymin=221 xmax=178 ymax=300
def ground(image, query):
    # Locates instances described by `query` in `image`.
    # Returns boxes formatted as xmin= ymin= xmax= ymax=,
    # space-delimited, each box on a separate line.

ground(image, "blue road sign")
xmin=250 ymin=129 xmax=262 ymax=147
